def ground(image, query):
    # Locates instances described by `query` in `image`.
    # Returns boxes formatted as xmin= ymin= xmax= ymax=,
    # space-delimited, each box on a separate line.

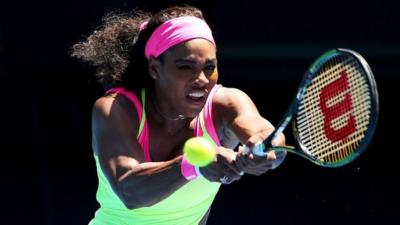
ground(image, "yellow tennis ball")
xmin=183 ymin=137 xmax=215 ymax=167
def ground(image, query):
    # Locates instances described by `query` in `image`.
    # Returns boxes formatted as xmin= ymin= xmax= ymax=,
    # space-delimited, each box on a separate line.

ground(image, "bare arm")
xmin=213 ymin=87 xmax=286 ymax=175
xmin=214 ymin=87 xmax=285 ymax=146
xmin=92 ymin=95 xmax=188 ymax=209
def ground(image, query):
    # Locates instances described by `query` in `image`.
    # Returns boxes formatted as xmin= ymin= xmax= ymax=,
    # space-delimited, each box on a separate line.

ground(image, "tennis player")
xmin=71 ymin=5 xmax=286 ymax=225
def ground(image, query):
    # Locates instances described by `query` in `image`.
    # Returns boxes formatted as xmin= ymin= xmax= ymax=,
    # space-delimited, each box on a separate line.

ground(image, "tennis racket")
xmin=243 ymin=48 xmax=379 ymax=167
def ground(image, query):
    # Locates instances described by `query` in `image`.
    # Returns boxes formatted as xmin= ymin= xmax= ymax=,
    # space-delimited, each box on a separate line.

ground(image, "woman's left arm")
xmin=213 ymin=87 xmax=286 ymax=176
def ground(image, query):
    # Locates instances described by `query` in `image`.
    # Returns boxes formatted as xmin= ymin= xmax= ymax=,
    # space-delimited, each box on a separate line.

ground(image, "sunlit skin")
xmin=148 ymin=38 xmax=218 ymax=120
xmin=75 ymin=6 xmax=289 ymax=224
xmin=91 ymin=38 xmax=286 ymax=212
xmin=209 ymin=66 xmax=219 ymax=81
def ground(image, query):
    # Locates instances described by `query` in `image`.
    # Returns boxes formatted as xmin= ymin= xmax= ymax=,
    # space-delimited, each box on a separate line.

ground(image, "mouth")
xmin=186 ymin=90 xmax=207 ymax=105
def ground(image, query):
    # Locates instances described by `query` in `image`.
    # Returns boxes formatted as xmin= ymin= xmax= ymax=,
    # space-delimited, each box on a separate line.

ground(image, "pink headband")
xmin=143 ymin=16 xmax=215 ymax=59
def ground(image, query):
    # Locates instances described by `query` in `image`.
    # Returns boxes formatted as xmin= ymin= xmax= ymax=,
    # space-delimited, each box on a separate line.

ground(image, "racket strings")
xmin=311 ymin=62 xmax=370 ymax=161
xmin=320 ymin=68 xmax=371 ymax=160
xmin=296 ymin=55 xmax=372 ymax=164
xmin=297 ymin=56 xmax=354 ymax=139
xmin=313 ymin=65 xmax=370 ymax=161
xmin=298 ymin=77 xmax=371 ymax=142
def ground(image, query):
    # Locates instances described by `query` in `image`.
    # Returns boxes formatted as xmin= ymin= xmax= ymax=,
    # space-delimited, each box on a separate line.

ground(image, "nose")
xmin=194 ymin=71 xmax=209 ymax=86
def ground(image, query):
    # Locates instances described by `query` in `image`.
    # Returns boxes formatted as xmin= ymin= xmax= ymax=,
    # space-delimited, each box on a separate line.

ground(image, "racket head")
xmin=291 ymin=48 xmax=379 ymax=167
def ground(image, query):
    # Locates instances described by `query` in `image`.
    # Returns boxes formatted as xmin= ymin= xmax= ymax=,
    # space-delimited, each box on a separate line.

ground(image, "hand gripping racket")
xmin=244 ymin=48 xmax=379 ymax=167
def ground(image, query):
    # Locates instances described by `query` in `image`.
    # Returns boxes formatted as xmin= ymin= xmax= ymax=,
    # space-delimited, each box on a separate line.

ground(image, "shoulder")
xmin=93 ymin=95 xmax=115 ymax=118
xmin=93 ymin=94 xmax=129 ymax=118
xmin=211 ymin=86 xmax=260 ymax=129
xmin=212 ymin=86 xmax=258 ymax=114
xmin=92 ymin=93 xmax=140 ymax=132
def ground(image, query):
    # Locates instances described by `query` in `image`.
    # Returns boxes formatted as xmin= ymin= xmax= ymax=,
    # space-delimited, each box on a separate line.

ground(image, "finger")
xmin=237 ymin=145 xmax=245 ymax=155
xmin=216 ymin=146 xmax=237 ymax=163
xmin=246 ymin=133 xmax=266 ymax=148
xmin=266 ymin=151 xmax=277 ymax=161
xmin=215 ymin=147 xmax=242 ymax=175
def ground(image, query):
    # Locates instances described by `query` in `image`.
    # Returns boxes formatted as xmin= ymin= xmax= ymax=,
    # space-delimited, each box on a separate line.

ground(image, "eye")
xmin=177 ymin=65 xmax=192 ymax=70
xmin=205 ymin=65 xmax=216 ymax=72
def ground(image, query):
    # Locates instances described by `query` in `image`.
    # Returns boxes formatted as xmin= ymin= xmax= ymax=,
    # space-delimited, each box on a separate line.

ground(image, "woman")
xmin=72 ymin=5 xmax=286 ymax=225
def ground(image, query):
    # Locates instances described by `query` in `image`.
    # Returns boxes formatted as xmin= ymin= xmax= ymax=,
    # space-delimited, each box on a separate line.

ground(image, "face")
xmin=149 ymin=38 xmax=218 ymax=118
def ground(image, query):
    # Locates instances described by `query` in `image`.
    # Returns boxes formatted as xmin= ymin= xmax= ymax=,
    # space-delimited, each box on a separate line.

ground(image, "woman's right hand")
xmin=199 ymin=146 xmax=243 ymax=184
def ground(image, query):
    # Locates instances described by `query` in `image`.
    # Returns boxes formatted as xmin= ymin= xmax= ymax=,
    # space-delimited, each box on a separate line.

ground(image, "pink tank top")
xmin=106 ymin=85 xmax=222 ymax=162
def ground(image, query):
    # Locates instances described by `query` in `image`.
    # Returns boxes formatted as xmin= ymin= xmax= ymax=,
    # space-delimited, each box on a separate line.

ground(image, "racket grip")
xmin=242 ymin=142 xmax=268 ymax=157
xmin=242 ymin=143 xmax=287 ymax=170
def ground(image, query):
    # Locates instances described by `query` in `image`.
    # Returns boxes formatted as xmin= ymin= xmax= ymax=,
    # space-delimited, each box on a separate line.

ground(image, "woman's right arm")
xmin=92 ymin=95 xmax=188 ymax=209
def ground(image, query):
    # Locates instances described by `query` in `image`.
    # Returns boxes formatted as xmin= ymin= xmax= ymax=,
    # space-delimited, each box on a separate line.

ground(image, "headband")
xmin=143 ymin=16 xmax=215 ymax=59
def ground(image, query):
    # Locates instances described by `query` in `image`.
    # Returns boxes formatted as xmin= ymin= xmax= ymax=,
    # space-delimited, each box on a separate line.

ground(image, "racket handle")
xmin=242 ymin=142 xmax=267 ymax=157
xmin=243 ymin=143 xmax=295 ymax=156
xmin=242 ymin=143 xmax=289 ymax=170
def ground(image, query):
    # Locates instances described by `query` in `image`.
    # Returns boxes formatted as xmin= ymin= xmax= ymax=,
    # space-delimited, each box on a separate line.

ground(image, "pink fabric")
xmin=106 ymin=88 xmax=152 ymax=162
xmin=107 ymin=85 xmax=222 ymax=179
xmin=144 ymin=16 xmax=215 ymax=59
xmin=140 ymin=123 xmax=151 ymax=162
xmin=180 ymin=156 xmax=199 ymax=180
xmin=194 ymin=85 xmax=222 ymax=146
xmin=182 ymin=84 xmax=222 ymax=180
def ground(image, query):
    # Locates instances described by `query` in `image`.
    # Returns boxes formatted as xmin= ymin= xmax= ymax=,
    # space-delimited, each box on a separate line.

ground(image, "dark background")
xmin=1 ymin=0 xmax=399 ymax=224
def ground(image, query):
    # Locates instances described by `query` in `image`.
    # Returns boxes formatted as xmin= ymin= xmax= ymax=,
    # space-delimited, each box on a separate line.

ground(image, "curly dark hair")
xmin=71 ymin=6 xmax=205 ymax=91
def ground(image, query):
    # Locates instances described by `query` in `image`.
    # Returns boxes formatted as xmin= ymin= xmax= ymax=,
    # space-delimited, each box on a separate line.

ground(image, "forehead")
xmin=163 ymin=38 xmax=217 ymax=61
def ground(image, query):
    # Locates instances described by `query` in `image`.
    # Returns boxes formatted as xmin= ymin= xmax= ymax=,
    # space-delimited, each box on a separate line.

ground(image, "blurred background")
xmin=1 ymin=0 xmax=399 ymax=224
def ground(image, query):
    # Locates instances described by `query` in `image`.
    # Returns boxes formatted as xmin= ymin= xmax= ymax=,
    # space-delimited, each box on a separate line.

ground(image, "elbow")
xmin=118 ymin=188 xmax=150 ymax=209
xmin=116 ymin=181 xmax=160 ymax=209
xmin=119 ymin=196 xmax=148 ymax=210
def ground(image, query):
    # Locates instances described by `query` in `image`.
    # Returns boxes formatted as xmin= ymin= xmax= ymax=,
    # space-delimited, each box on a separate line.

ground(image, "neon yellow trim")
xmin=136 ymin=88 xmax=146 ymax=138
xmin=198 ymin=111 xmax=216 ymax=148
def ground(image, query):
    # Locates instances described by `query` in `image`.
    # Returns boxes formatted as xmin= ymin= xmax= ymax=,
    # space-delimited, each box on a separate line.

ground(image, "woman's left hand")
xmin=235 ymin=148 xmax=286 ymax=176
xmin=235 ymin=133 xmax=286 ymax=176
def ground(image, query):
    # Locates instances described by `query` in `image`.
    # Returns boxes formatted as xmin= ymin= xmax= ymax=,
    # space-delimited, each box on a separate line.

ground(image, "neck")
xmin=147 ymin=90 xmax=190 ymax=134
xmin=149 ymin=89 xmax=186 ymax=121
xmin=153 ymin=101 xmax=186 ymax=121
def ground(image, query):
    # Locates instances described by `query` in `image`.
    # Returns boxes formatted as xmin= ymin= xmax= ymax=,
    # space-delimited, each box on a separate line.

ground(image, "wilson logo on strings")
xmin=319 ymin=70 xmax=356 ymax=142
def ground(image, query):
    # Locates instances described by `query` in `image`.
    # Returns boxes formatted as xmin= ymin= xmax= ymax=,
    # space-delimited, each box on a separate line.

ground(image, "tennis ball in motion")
xmin=183 ymin=137 xmax=215 ymax=167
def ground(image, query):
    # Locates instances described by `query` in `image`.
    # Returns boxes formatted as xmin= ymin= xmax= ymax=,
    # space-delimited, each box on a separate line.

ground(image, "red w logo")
xmin=319 ymin=70 xmax=356 ymax=142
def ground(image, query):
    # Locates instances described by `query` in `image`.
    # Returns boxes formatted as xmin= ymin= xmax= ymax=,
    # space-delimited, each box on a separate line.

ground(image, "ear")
xmin=148 ymin=57 xmax=160 ymax=80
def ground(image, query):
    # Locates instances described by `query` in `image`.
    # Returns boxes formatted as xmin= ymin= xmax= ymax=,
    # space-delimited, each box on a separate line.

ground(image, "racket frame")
xmin=251 ymin=48 xmax=379 ymax=168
